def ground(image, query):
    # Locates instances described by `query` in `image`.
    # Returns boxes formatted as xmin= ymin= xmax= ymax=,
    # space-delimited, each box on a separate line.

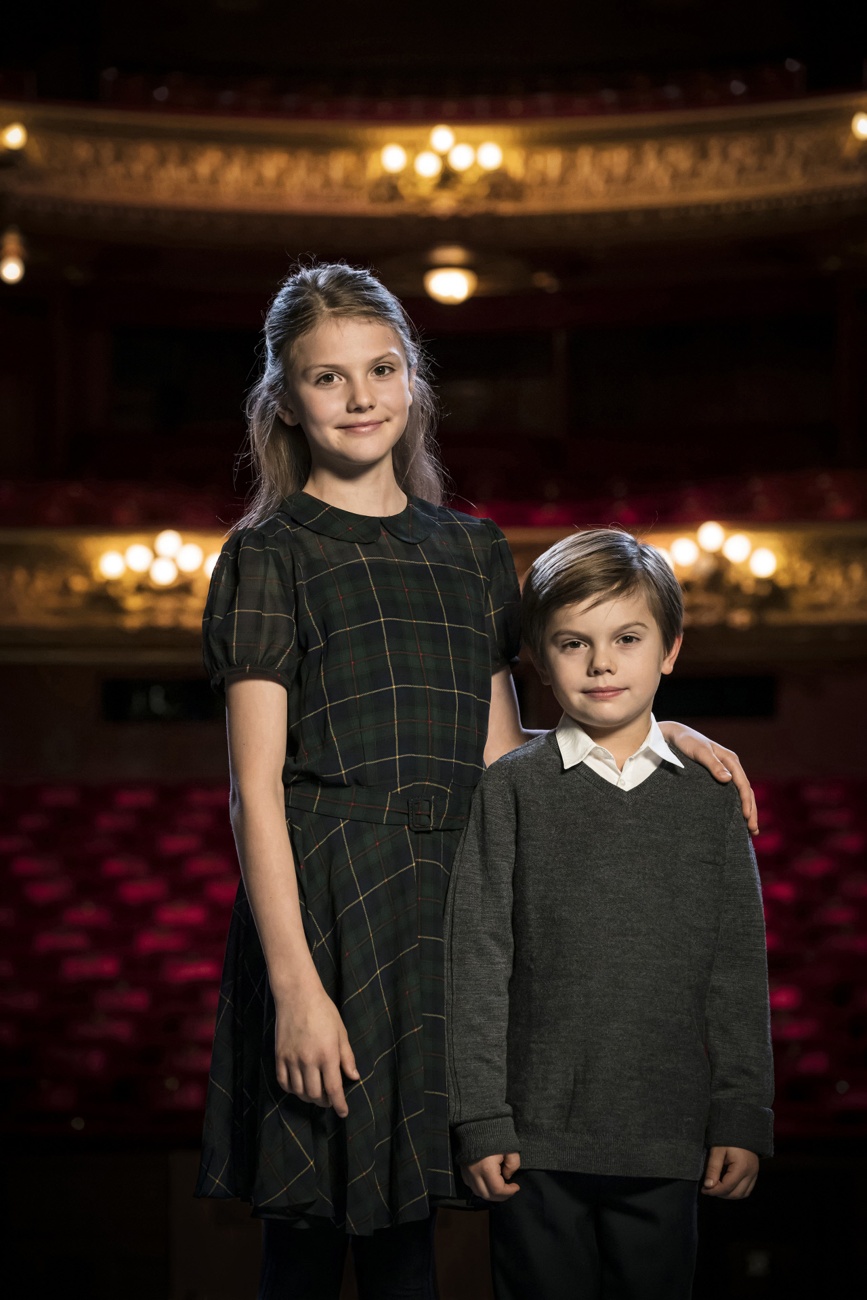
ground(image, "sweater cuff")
xmin=706 ymin=1101 xmax=774 ymax=1157
xmin=452 ymin=1117 xmax=521 ymax=1166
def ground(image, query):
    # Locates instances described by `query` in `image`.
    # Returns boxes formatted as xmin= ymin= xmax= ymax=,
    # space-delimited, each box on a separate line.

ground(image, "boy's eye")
xmin=619 ymin=635 xmax=640 ymax=644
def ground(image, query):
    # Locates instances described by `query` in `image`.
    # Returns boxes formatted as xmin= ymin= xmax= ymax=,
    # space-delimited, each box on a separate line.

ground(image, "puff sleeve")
xmin=202 ymin=528 xmax=300 ymax=695
xmin=483 ymin=519 xmax=521 ymax=671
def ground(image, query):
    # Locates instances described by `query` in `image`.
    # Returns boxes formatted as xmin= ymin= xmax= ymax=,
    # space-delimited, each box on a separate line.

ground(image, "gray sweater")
xmin=445 ymin=732 xmax=774 ymax=1180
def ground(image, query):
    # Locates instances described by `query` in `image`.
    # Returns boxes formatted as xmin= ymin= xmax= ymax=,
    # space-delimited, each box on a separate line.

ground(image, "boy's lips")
xmin=583 ymin=688 xmax=626 ymax=698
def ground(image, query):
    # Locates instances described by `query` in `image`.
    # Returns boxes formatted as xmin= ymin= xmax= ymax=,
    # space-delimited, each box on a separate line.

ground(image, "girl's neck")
xmin=303 ymin=462 xmax=407 ymax=518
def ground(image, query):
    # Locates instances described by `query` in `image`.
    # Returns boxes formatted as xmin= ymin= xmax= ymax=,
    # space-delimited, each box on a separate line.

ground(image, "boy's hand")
xmin=657 ymin=722 xmax=758 ymax=835
xmin=461 ymin=1153 xmax=521 ymax=1202
xmin=702 ymin=1146 xmax=759 ymax=1199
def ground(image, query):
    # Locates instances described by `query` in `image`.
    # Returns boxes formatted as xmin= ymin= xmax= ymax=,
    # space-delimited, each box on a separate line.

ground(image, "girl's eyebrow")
xmin=302 ymin=350 xmax=402 ymax=376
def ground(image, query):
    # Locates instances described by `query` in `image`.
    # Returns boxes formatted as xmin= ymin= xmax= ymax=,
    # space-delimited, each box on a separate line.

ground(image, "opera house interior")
xmin=1 ymin=3 xmax=866 ymax=1297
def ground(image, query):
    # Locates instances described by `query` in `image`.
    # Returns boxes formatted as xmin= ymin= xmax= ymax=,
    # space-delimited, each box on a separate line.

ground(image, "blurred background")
xmin=1 ymin=2 xmax=866 ymax=1296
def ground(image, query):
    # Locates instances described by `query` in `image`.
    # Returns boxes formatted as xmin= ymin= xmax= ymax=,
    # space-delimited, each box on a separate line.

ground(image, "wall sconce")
xmin=379 ymin=125 xmax=504 ymax=198
xmin=0 ymin=227 xmax=25 ymax=284
xmin=97 ymin=529 xmax=219 ymax=589
xmin=1 ymin=122 xmax=27 ymax=151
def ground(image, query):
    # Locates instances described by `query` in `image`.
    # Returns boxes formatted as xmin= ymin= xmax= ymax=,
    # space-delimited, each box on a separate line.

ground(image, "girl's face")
xmin=279 ymin=316 xmax=414 ymax=477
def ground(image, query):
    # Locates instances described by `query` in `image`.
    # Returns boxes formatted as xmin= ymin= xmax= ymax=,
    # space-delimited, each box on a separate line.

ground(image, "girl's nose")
xmin=348 ymin=381 xmax=374 ymax=410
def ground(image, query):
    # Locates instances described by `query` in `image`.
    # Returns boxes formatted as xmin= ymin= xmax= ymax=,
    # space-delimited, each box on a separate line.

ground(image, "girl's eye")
xmin=372 ymin=364 xmax=394 ymax=377
xmin=315 ymin=372 xmax=339 ymax=385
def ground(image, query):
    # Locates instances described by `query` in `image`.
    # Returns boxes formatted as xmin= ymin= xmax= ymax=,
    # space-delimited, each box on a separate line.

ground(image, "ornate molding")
xmin=0 ymin=524 xmax=865 ymax=665
xmin=2 ymin=96 xmax=866 ymax=238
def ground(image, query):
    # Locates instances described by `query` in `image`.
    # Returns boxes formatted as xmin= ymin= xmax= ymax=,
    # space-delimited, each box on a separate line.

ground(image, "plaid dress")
xmin=195 ymin=491 xmax=520 ymax=1235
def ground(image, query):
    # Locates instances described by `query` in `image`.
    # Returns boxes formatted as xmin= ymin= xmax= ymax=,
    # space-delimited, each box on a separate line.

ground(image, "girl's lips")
xmin=339 ymin=421 xmax=383 ymax=432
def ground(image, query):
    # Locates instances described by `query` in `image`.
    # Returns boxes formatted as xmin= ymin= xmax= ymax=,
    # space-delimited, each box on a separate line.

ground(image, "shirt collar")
xmin=555 ymin=712 xmax=685 ymax=771
xmin=281 ymin=491 xmax=436 ymax=544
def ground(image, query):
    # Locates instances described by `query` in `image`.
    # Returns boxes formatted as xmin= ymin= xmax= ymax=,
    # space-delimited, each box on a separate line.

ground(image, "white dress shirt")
xmin=555 ymin=712 xmax=684 ymax=791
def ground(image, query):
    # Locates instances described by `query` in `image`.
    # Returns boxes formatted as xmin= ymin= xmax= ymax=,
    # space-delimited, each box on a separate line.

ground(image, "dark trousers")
xmin=258 ymin=1213 xmax=438 ymax=1300
xmin=489 ymin=1170 xmax=698 ymax=1300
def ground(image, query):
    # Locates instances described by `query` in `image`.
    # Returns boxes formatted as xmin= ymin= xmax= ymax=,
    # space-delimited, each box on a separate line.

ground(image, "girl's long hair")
xmin=234 ymin=262 xmax=444 ymax=531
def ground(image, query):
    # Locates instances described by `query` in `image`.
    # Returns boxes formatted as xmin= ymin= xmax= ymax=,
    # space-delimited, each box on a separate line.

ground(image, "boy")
xmin=445 ymin=528 xmax=773 ymax=1300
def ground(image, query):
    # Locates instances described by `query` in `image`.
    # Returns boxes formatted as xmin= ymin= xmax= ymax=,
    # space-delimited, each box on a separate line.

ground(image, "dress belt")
xmin=284 ymin=781 xmax=473 ymax=831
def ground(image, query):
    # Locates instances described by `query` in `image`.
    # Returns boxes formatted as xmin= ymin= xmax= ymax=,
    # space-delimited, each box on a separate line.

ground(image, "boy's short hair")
xmin=522 ymin=528 xmax=684 ymax=661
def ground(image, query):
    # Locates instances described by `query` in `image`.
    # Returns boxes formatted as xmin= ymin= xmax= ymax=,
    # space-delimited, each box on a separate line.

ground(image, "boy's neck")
xmin=569 ymin=710 xmax=654 ymax=770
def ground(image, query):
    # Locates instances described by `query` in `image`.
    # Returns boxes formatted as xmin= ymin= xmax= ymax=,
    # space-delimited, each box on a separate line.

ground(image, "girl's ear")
xmin=277 ymin=406 xmax=298 ymax=427
xmin=407 ymin=365 xmax=416 ymax=405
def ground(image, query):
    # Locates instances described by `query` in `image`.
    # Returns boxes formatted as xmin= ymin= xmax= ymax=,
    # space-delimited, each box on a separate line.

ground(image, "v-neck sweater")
xmin=445 ymin=732 xmax=774 ymax=1179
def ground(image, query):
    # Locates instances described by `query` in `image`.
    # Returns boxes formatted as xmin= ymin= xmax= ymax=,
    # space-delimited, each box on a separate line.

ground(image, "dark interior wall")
xmin=3 ymin=660 xmax=865 ymax=783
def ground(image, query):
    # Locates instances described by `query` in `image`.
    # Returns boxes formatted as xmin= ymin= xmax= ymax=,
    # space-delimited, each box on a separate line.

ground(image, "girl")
xmin=195 ymin=263 xmax=756 ymax=1300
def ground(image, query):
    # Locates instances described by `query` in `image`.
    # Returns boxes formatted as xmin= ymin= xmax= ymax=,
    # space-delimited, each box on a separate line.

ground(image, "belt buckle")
xmin=408 ymin=798 xmax=433 ymax=831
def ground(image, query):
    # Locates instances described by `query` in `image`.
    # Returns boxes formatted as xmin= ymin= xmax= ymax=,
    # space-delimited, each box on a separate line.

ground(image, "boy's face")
xmin=535 ymin=587 xmax=682 ymax=751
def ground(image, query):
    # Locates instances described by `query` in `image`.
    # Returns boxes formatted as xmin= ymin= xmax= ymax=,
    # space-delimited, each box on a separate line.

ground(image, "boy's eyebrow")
xmin=551 ymin=620 xmax=650 ymax=637
xmin=302 ymin=350 xmax=402 ymax=375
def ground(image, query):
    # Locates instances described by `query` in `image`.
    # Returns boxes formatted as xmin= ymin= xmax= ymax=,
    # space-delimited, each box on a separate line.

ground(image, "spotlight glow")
xmin=430 ymin=125 xmax=455 ymax=154
xmin=722 ymin=533 xmax=752 ymax=563
xmin=125 ymin=544 xmax=154 ymax=573
xmin=1 ymin=123 xmax=27 ymax=150
xmin=204 ymin=552 xmax=220 ymax=578
xmin=154 ymin=529 xmax=183 ymax=558
xmin=851 ymin=112 xmax=867 ymax=140
xmin=671 ymin=537 xmax=700 ymax=567
xmin=749 ymin=547 xmax=778 ymax=578
xmin=380 ymin=144 xmax=407 ymax=174
xmin=697 ymin=521 xmax=725 ymax=552
xmin=98 ymin=551 xmax=126 ymax=579
xmin=447 ymin=143 xmax=475 ymax=172
xmin=176 ymin=542 xmax=204 ymax=573
xmin=476 ymin=141 xmax=503 ymax=170
xmin=414 ymin=150 xmax=442 ymax=179
xmin=423 ymin=267 xmax=478 ymax=304
xmin=150 ymin=557 xmax=178 ymax=586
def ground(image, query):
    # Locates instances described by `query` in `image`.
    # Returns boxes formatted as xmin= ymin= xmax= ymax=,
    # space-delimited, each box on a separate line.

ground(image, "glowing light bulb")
xmin=204 ymin=552 xmax=220 ymax=578
xmin=380 ymin=144 xmax=407 ymax=174
xmin=749 ymin=547 xmax=777 ymax=578
xmin=697 ymin=521 xmax=725 ymax=552
xmin=447 ymin=143 xmax=475 ymax=172
xmin=430 ymin=125 xmax=455 ymax=154
xmin=176 ymin=542 xmax=204 ymax=573
xmin=414 ymin=150 xmax=442 ymax=179
xmin=1 ymin=123 xmax=27 ymax=150
xmin=150 ymin=557 xmax=178 ymax=586
xmin=477 ymin=141 xmax=503 ymax=170
xmin=851 ymin=112 xmax=867 ymax=140
xmin=125 ymin=543 xmax=154 ymax=573
xmin=670 ymin=537 xmax=699 ymax=567
xmin=722 ymin=533 xmax=752 ymax=563
xmin=98 ymin=551 xmax=126 ymax=579
xmin=155 ymin=529 xmax=182 ymax=558
xmin=423 ymin=267 xmax=478 ymax=305
xmin=0 ymin=256 xmax=24 ymax=284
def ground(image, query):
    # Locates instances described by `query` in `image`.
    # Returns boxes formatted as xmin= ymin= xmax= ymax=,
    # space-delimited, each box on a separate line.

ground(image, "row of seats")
xmin=2 ymin=469 xmax=864 ymax=530
xmin=92 ymin=61 xmax=806 ymax=118
xmin=1 ymin=779 xmax=865 ymax=1137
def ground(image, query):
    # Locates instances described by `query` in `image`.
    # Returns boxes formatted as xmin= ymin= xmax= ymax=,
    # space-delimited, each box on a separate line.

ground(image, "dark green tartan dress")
xmin=195 ymin=491 xmax=520 ymax=1235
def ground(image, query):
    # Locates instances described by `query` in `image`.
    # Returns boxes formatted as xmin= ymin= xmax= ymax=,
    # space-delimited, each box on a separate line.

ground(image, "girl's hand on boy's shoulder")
xmin=461 ymin=1152 xmax=521 ymax=1201
xmin=701 ymin=1146 xmax=759 ymax=1199
xmin=657 ymin=722 xmax=759 ymax=835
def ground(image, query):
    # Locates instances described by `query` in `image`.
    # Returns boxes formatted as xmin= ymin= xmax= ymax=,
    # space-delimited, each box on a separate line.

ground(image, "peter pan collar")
xmin=282 ymin=491 xmax=436 ymax=544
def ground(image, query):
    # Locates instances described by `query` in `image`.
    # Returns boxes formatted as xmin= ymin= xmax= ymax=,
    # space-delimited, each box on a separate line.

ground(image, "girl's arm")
xmin=486 ymin=668 xmax=758 ymax=832
xmin=226 ymin=677 xmax=359 ymax=1115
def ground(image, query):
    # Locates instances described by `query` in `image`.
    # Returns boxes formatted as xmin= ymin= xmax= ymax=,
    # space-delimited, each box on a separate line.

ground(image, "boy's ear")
xmin=660 ymin=633 xmax=683 ymax=676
